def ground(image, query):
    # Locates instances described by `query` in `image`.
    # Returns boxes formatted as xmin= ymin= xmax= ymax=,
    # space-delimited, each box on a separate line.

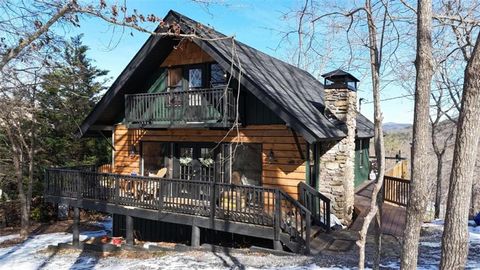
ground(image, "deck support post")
xmin=191 ymin=225 xmax=200 ymax=247
xmin=72 ymin=207 xmax=80 ymax=247
xmin=273 ymin=240 xmax=282 ymax=251
xmin=126 ymin=215 xmax=134 ymax=245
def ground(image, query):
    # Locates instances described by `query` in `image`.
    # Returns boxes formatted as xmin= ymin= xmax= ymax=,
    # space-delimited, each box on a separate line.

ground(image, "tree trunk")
xmin=356 ymin=1 xmax=385 ymax=269
xmin=434 ymin=153 xmax=444 ymax=219
xmin=12 ymin=144 xmax=28 ymax=238
xmin=440 ymin=32 xmax=480 ymax=269
xmin=400 ymin=1 xmax=434 ymax=269
xmin=26 ymin=145 xmax=34 ymax=219
xmin=4 ymin=125 xmax=29 ymax=238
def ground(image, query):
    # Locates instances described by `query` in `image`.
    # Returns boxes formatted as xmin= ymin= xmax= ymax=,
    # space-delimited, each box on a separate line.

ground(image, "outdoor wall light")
xmin=268 ymin=149 xmax=275 ymax=163
xmin=129 ymin=144 xmax=138 ymax=157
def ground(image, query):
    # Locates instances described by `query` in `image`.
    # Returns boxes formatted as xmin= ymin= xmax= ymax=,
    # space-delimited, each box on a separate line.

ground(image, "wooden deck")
xmin=351 ymin=181 xmax=406 ymax=237
xmin=44 ymin=167 xmax=332 ymax=254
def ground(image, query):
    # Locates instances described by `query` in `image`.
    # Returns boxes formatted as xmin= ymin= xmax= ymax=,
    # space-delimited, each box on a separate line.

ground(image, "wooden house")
xmin=44 ymin=10 xmax=373 ymax=253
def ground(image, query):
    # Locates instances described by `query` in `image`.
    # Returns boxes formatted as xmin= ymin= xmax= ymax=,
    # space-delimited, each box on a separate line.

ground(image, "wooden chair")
xmin=145 ymin=168 xmax=168 ymax=199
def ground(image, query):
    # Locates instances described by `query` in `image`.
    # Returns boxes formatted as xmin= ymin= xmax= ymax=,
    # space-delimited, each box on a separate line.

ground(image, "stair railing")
xmin=298 ymin=181 xmax=331 ymax=232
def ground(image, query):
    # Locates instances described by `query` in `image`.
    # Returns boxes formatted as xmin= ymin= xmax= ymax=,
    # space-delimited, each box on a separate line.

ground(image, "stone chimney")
xmin=319 ymin=69 xmax=358 ymax=225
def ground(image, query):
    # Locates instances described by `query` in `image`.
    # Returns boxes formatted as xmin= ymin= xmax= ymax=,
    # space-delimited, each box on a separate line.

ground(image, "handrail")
xmin=297 ymin=181 xmax=331 ymax=232
xmin=383 ymin=175 xmax=410 ymax=207
xmin=45 ymin=168 xmax=312 ymax=253
xmin=277 ymin=189 xmax=312 ymax=253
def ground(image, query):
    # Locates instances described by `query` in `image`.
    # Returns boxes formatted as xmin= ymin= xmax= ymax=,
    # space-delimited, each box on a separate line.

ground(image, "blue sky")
xmin=70 ymin=0 xmax=414 ymax=124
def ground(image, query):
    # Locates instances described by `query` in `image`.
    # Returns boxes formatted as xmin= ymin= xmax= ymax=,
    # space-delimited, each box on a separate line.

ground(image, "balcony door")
xmin=175 ymin=143 xmax=218 ymax=182
xmin=184 ymin=66 xmax=205 ymax=121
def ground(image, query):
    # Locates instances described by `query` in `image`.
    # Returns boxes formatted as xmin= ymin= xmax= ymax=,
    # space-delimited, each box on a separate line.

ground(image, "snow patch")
xmin=0 ymin=219 xmax=111 ymax=270
xmin=0 ymin=234 xmax=20 ymax=244
xmin=470 ymin=225 xmax=480 ymax=242
xmin=420 ymin=242 xmax=442 ymax=248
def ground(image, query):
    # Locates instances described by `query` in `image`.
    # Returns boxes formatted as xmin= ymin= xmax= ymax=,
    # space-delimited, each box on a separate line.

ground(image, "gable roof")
xmin=78 ymin=10 xmax=374 ymax=142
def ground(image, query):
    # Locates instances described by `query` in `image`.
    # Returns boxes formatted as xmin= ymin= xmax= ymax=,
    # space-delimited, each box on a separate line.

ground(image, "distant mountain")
xmin=383 ymin=122 xmax=412 ymax=132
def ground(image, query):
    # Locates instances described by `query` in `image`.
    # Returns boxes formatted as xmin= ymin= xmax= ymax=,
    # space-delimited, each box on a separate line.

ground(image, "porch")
xmin=44 ymin=167 xmax=331 ymax=254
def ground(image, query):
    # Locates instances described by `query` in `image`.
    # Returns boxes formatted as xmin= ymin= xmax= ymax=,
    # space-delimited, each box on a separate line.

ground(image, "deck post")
xmin=126 ymin=215 xmax=134 ymax=245
xmin=273 ymin=189 xmax=282 ymax=251
xmin=72 ymin=207 xmax=80 ymax=247
xmin=191 ymin=224 xmax=200 ymax=247
xmin=273 ymin=240 xmax=282 ymax=251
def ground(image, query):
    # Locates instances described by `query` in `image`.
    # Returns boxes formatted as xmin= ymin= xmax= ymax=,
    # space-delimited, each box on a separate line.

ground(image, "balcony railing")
xmin=125 ymin=87 xmax=236 ymax=128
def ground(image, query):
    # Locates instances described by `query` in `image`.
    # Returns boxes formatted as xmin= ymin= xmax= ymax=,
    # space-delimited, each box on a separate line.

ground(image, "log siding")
xmin=113 ymin=124 xmax=307 ymax=199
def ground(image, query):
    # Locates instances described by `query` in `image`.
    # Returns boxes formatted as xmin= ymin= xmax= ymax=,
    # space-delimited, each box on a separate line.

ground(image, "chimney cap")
xmin=322 ymin=69 xmax=359 ymax=91
xmin=321 ymin=69 xmax=359 ymax=82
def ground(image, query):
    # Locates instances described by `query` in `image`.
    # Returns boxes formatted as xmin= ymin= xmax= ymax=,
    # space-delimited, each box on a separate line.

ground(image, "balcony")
xmin=125 ymin=87 xmax=236 ymax=128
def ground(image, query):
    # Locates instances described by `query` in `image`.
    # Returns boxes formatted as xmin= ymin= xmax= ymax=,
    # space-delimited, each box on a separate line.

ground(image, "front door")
xmin=176 ymin=143 xmax=218 ymax=182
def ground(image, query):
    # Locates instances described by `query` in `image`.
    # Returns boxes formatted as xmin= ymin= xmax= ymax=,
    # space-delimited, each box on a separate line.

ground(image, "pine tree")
xmin=39 ymin=35 xmax=110 ymax=167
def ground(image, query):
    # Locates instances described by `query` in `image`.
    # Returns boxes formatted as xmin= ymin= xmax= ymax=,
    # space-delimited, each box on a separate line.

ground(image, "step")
xmin=309 ymin=225 xmax=326 ymax=240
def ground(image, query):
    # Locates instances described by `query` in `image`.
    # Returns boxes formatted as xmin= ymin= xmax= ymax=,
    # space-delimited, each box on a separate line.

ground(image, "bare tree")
xmin=401 ymin=1 xmax=434 ymax=269
xmin=0 ymin=65 xmax=45 ymax=237
xmin=440 ymin=31 xmax=480 ymax=269
xmin=278 ymin=1 xmax=408 ymax=268
xmin=429 ymin=88 xmax=454 ymax=219
xmin=0 ymin=0 xmax=230 ymax=238
xmin=356 ymin=1 xmax=387 ymax=268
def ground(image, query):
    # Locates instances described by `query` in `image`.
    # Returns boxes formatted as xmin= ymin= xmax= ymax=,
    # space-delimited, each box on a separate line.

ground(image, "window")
xmin=188 ymin=68 xmax=203 ymax=88
xmin=142 ymin=142 xmax=170 ymax=177
xmin=210 ymin=63 xmax=226 ymax=87
xmin=179 ymin=147 xmax=194 ymax=180
xmin=231 ymin=144 xmax=262 ymax=186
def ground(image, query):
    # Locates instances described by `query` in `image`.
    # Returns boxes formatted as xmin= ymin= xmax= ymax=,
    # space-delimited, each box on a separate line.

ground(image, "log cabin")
xmin=44 ymin=10 xmax=374 ymax=253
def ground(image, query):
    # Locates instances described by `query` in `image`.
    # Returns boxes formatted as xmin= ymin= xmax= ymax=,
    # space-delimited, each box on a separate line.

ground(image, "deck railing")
xmin=383 ymin=176 xmax=410 ymax=207
xmin=125 ymin=87 xmax=236 ymax=127
xmin=298 ymin=182 xmax=331 ymax=231
xmin=44 ymin=168 xmax=311 ymax=253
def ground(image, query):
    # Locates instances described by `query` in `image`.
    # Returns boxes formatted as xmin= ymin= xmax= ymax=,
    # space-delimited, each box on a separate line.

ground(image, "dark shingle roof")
xmin=166 ymin=11 xmax=353 ymax=142
xmin=356 ymin=113 xmax=375 ymax=138
xmin=78 ymin=10 xmax=374 ymax=141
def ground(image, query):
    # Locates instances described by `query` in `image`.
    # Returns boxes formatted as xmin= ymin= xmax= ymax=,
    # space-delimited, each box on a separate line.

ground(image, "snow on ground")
xmin=0 ymin=219 xmax=111 ymax=270
xmin=0 ymin=234 xmax=20 ymax=244
xmin=383 ymin=219 xmax=480 ymax=270
xmin=0 ymin=218 xmax=479 ymax=269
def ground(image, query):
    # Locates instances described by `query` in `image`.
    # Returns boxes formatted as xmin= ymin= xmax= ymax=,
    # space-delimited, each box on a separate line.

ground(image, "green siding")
xmin=354 ymin=138 xmax=370 ymax=187
xmin=241 ymin=91 xmax=284 ymax=125
xmin=146 ymin=69 xmax=167 ymax=93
